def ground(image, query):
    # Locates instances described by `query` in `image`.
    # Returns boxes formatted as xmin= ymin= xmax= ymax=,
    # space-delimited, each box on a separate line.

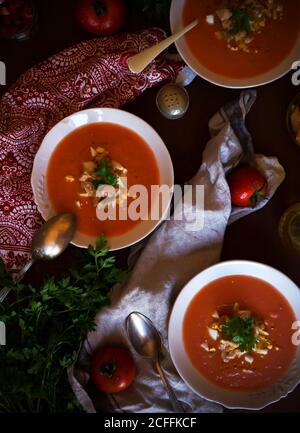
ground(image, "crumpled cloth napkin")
xmin=0 ymin=28 xmax=182 ymax=270
xmin=69 ymin=90 xmax=285 ymax=413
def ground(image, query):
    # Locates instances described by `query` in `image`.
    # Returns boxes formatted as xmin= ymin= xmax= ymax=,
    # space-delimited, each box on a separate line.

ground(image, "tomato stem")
xmin=101 ymin=361 xmax=117 ymax=378
xmin=94 ymin=0 xmax=106 ymax=16
xmin=250 ymin=182 xmax=266 ymax=206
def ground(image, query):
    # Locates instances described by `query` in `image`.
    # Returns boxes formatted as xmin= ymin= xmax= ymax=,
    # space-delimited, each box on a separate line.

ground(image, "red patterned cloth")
xmin=0 ymin=29 xmax=182 ymax=270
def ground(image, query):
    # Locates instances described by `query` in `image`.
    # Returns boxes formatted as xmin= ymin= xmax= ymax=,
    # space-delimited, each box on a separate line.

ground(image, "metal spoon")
xmin=0 ymin=213 xmax=76 ymax=302
xmin=126 ymin=312 xmax=185 ymax=413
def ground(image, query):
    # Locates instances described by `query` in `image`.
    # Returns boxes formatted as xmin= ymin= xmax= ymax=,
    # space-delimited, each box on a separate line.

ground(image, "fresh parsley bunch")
xmin=0 ymin=235 xmax=126 ymax=413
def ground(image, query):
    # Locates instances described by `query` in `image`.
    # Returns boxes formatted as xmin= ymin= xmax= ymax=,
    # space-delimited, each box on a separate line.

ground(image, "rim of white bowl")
xmin=168 ymin=260 xmax=300 ymax=410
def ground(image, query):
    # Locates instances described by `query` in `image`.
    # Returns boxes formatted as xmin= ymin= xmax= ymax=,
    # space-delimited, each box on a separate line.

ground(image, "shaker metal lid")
xmin=156 ymin=83 xmax=190 ymax=120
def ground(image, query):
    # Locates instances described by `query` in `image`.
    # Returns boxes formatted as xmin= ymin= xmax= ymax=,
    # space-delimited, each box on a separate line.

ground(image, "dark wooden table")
xmin=1 ymin=0 xmax=300 ymax=413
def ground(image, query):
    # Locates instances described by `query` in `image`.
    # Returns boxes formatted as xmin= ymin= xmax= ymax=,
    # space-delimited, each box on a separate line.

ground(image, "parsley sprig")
xmin=230 ymin=8 xmax=254 ymax=35
xmin=92 ymin=159 xmax=119 ymax=190
xmin=0 ymin=235 xmax=126 ymax=413
xmin=221 ymin=316 xmax=257 ymax=352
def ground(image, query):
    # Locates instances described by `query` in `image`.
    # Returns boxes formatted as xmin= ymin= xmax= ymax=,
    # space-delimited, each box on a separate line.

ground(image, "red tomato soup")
xmin=47 ymin=122 xmax=160 ymax=238
xmin=183 ymin=275 xmax=297 ymax=391
xmin=183 ymin=0 xmax=300 ymax=79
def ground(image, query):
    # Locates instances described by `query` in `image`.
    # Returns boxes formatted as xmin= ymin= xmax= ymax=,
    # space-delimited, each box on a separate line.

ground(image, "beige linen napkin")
xmin=69 ymin=90 xmax=285 ymax=413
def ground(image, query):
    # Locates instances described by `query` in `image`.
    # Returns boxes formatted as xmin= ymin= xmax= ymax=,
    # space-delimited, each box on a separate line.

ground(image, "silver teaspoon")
xmin=0 ymin=213 xmax=76 ymax=302
xmin=126 ymin=312 xmax=185 ymax=413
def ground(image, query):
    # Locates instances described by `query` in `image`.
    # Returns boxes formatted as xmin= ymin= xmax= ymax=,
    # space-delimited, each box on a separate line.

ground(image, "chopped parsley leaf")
xmin=221 ymin=316 xmax=257 ymax=352
xmin=93 ymin=159 xmax=119 ymax=189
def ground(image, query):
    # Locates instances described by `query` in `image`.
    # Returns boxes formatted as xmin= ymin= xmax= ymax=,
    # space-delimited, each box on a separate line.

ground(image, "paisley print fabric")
xmin=0 ymin=29 xmax=182 ymax=269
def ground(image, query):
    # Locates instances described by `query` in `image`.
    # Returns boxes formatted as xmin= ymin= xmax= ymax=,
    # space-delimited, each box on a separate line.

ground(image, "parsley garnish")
xmin=93 ymin=159 xmax=119 ymax=189
xmin=230 ymin=8 xmax=254 ymax=35
xmin=221 ymin=316 xmax=257 ymax=352
xmin=0 ymin=235 xmax=126 ymax=413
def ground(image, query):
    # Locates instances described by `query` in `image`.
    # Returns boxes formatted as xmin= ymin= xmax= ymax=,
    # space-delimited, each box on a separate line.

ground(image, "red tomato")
xmin=91 ymin=346 xmax=136 ymax=393
xmin=76 ymin=0 xmax=126 ymax=36
xmin=228 ymin=165 xmax=268 ymax=207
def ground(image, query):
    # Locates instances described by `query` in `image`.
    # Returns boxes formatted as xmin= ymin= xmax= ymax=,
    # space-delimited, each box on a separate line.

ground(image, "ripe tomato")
xmin=228 ymin=165 xmax=268 ymax=207
xmin=91 ymin=346 xmax=136 ymax=393
xmin=76 ymin=0 xmax=126 ymax=36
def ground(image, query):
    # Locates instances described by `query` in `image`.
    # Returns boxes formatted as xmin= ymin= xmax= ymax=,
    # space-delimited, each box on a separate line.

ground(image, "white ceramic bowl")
xmin=31 ymin=108 xmax=174 ymax=250
xmin=168 ymin=260 xmax=300 ymax=410
xmin=170 ymin=0 xmax=300 ymax=89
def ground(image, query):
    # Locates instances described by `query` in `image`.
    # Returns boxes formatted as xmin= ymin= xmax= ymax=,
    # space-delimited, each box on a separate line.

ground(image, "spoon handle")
xmin=155 ymin=360 xmax=185 ymax=413
xmin=14 ymin=258 xmax=34 ymax=283
xmin=127 ymin=19 xmax=198 ymax=74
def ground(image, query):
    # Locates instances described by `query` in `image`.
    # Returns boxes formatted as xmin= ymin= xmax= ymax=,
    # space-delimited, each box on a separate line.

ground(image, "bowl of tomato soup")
xmin=170 ymin=0 xmax=300 ymax=88
xmin=168 ymin=261 xmax=300 ymax=409
xmin=31 ymin=108 xmax=174 ymax=250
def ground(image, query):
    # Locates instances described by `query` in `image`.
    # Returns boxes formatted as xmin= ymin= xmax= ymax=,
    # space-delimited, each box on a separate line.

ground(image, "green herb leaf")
xmin=230 ymin=8 xmax=253 ymax=35
xmin=94 ymin=159 xmax=119 ymax=188
xmin=221 ymin=316 xmax=257 ymax=352
xmin=0 ymin=235 xmax=126 ymax=413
